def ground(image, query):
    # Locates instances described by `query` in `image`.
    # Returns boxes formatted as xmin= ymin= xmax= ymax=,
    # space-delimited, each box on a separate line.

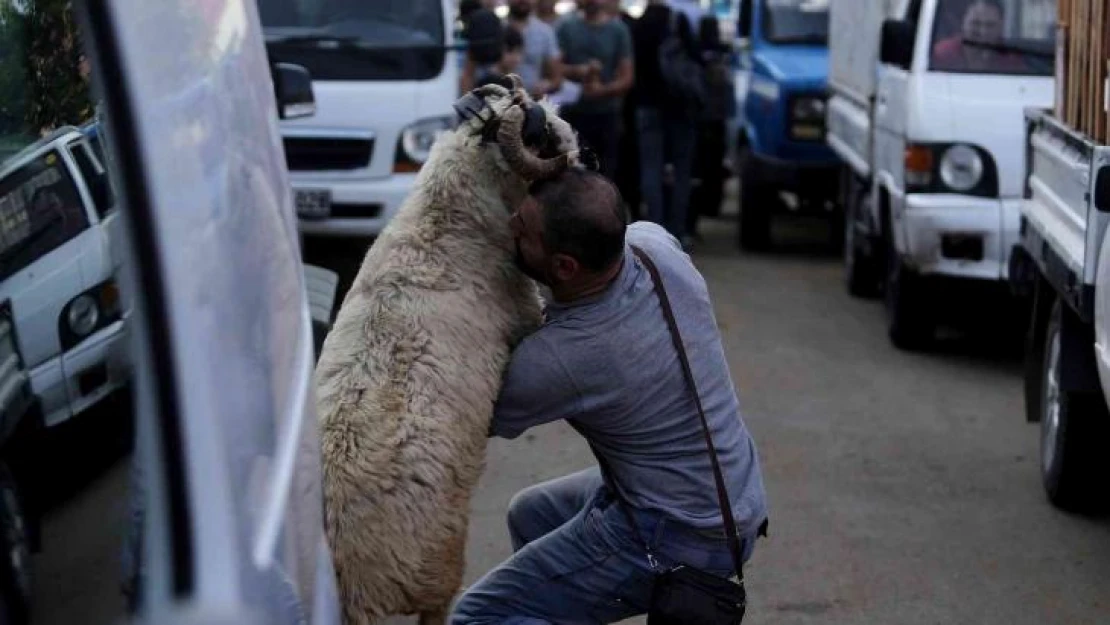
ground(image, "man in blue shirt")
xmin=450 ymin=169 xmax=768 ymax=624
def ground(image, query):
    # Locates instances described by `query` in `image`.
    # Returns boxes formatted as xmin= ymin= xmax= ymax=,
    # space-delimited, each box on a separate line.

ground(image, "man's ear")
xmin=552 ymin=253 xmax=579 ymax=282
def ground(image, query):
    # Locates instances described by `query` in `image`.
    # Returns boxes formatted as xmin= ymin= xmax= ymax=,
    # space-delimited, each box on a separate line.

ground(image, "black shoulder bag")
xmin=585 ymin=245 xmax=751 ymax=624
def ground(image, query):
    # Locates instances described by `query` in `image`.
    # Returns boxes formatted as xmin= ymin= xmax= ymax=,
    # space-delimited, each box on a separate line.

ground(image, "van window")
xmin=762 ymin=0 xmax=829 ymax=45
xmin=0 ymin=149 xmax=91 ymax=281
xmin=259 ymin=0 xmax=447 ymax=81
xmin=68 ymin=141 xmax=116 ymax=219
xmin=929 ymin=0 xmax=1055 ymax=76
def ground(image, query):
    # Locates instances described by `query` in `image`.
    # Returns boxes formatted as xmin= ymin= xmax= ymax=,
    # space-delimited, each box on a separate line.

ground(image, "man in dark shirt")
xmin=630 ymin=0 xmax=703 ymax=249
xmin=556 ymin=0 xmax=634 ymax=181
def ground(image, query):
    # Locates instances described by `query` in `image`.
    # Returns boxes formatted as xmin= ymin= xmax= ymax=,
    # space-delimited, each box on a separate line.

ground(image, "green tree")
xmin=23 ymin=0 xmax=91 ymax=135
xmin=0 ymin=1 xmax=30 ymax=140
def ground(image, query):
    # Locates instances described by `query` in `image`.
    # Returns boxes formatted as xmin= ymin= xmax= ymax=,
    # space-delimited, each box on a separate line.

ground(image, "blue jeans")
xmin=637 ymin=107 xmax=697 ymax=241
xmin=450 ymin=468 xmax=757 ymax=624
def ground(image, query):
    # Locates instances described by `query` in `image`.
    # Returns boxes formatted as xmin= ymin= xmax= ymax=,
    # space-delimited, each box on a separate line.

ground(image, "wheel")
xmin=0 ymin=464 xmax=31 ymax=625
xmin=738 ymin=154 xmax=771 ymax=251
xmin=844 ymin=188 xmax=880 ymax=298
xmin=1038 ymin=301 xmax=1110 ymax=513
xmin=884 ymin=233 xmax=934 ymax=350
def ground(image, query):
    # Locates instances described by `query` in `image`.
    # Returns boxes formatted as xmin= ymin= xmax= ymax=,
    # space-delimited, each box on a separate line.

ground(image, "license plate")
xmin=296 ymin=189 xmax=331 ymax=219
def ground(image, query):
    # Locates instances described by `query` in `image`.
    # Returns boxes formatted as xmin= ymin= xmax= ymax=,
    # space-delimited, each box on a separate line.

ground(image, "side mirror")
xmin=1096 ymin=166 xmax=1110 ymax=213
xmin=879 ymin=19 xmax=915 ymax=70
xmin=272 ymin=62 xmax=316 ymax=120
xmin=737 ymin=0 xmax=752 ymax=39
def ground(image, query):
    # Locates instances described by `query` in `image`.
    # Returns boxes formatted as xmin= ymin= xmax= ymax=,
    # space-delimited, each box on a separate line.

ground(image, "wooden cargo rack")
xmin=1056 ymin=0 xmax=1110 ymax=143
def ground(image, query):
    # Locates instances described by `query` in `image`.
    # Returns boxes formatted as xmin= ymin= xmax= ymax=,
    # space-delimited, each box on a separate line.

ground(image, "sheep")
xmin=313 ymin=76 xmax=581 ymax=625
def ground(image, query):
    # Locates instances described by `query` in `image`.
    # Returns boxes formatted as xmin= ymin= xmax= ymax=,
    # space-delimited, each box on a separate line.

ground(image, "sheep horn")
xmin=507 ymin=73 xmax=525 ymax=93
xmin=497 ymin=104 xmax=571 ymax=181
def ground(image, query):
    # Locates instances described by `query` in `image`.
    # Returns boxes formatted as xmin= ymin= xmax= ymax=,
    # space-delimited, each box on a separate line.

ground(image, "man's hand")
xmin=581 ymin=78 xmax=605 ymax=99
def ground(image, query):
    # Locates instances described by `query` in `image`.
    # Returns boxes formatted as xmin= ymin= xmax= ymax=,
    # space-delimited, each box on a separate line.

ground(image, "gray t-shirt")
xmin=514 ymin=16 xmax=561 ymax=94
xmin=555 ymin=14 xmax=632 ymax=115
xmin=492 ymin=222 xmax=768 ymax=534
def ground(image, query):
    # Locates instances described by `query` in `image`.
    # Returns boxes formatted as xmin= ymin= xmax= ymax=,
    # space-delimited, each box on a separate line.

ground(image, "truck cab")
xmin=831 ymin=0 xmax=1056 ymax=349
xmin=257 ymin=0 xmax=461 ymax=239
xmin=733 ymin=0 xmax=840 ymax=251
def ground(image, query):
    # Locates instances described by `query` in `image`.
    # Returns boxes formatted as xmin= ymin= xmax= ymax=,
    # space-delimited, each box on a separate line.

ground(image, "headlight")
xmin=396 ymin=116 xmax=453 ymax=169
xmin=67 ymin=294 xmax=99 ymax=337
xmin=59 ymin=279 xmax=122 ymax=350
xmin=939 ymin=144 xmax=983 ymax=192
xmin=791 ymin=97 xmax=826 ymax=122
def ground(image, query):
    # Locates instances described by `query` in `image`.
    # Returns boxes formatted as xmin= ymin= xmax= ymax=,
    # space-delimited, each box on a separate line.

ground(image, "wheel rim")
xmin=1042 ymin=326 xmax=1062 ymax=475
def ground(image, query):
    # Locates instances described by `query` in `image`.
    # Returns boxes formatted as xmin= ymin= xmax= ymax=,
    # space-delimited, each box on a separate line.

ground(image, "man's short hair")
xmin=529 ymin=169 xmax=628 ymax=272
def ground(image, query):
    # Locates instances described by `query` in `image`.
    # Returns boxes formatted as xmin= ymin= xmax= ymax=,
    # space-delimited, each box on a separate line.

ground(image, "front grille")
xmin=283 ymin=136 xmax=373 ymax=171
xmin=330 ymin=203 xmax=382 ymax=218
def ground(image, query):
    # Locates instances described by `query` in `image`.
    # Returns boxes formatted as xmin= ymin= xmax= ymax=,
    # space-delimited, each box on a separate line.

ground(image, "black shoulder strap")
xmin=584 ymin=245 xmax=746 ymax=581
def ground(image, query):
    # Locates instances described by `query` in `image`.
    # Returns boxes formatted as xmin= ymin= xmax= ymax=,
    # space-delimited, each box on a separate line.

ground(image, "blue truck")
xmin=732 ymin=0 xmax=839 ymax=250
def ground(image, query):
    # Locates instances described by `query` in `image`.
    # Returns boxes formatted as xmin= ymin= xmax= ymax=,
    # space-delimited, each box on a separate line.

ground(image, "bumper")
xmin=747 ymin=151 xmax=839 ymax=196
xmin=900 ymin=194 xmax=1021 ymax=282
xmin=293 ymin=172 xmax=416 ymax=238
xmin=30 ymin=317 xmax=132 ymax=428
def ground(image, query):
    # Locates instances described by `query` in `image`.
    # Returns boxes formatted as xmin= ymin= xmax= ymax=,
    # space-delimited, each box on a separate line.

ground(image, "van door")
xmin=78 ymin=0 xmax=340 ymax=622
xmin=874 ymin=0 xmax=925 ymax=242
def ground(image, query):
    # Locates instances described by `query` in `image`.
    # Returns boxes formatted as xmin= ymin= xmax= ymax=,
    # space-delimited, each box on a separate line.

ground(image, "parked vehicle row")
xmin=774 ymin=0 xmax=1108 ymax=514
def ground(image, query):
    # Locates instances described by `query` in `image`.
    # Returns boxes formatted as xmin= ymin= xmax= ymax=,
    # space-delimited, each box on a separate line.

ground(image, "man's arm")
xmin=489 ymin=334 xmax=580 ymax=439
xmin=534 ymin=29 xmax=565 ymax=95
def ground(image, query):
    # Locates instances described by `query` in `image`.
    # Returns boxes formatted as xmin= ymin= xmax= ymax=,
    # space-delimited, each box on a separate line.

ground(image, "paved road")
xmin=29 ymin=191 xmax=1110 ymax=625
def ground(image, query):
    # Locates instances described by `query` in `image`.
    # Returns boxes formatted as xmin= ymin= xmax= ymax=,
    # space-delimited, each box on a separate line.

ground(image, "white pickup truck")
xmin=828 ymin=0 xmax=1056 ymax=350
xmin=1012 ymin=109 xmax=1110 ymax=512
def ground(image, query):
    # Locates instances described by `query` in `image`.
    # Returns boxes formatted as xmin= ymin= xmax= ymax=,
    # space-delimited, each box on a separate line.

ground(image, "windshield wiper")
xmin=265 ymin=34 xmax=366 ymax=48
xmin=962 ymin=37 xmax=1054 ymax=59
xmin=771 ymin=33 xmax=827 ymax=45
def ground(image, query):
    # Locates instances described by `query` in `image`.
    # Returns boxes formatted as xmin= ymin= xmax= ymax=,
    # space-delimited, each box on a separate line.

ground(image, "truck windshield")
xmin=930 ymin=0 xmax=1056 ymax=76
xmin=762 ymin=0 xmax=829 ymax=45
xmin=0 ymin=149 xmax=90 ymax=282
xmin=258 ymin=0 xmax=446 ymax=81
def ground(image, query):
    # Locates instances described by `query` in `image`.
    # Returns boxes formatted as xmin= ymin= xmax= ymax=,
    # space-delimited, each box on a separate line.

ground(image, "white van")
xmin=829 ymin=0 xmax=1056 ymax=349
xmin=257 ymin=0 xmax=461 ymax=238
xmin=0 ymin=124 xmax=131 ymax=428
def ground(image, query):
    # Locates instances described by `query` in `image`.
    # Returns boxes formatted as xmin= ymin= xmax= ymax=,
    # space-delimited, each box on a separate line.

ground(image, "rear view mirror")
xmin=1096 ymin=166 xmax=1110 ymax=213
xmin=880 ymin=19 xmax=915 ymax=70
xmin=272 ymin=62 xmax=316 ymax=120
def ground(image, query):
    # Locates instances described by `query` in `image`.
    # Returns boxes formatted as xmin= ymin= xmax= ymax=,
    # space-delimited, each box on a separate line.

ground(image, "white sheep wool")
xmin=313 ymin=81 xmax=580 ymax=625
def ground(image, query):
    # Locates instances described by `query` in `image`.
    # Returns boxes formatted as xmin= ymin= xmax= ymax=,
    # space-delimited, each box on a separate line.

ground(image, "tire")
xmin=0 ymin=463 xmax=31 ymax=625
xmin=738 ymin=155 xmax=771 ymax=251
xmin=1038 ymin=301 xmax=1110 ymax=513
xmin=844 ymin=187 xmax=880 ymax=298
xmin=884 ymin=234 xmax=934 ymax=350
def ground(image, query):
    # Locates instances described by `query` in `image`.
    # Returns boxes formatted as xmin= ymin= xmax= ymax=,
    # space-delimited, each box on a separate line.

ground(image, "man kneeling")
xmin=451 ymin=169 xmax=769 ymax=624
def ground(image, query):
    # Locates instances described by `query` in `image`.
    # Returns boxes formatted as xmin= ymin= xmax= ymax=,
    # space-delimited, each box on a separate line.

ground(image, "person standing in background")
xmin=630 ymin=0 xmax=703 ymax=249
xmin=535 ymin=0 xmax=562 ymax=25
xmin=687 ymin=14 xmax=734 ymax=240
xmin=556 ymin=0 xmax=634 ymax=181
xmin=458 ymin=0 xmax=506 ymax=93
xmin=612 ymin=0 xmax=642 ymax=220
xmin=506 ymin=0 xmax=565 ymax=99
